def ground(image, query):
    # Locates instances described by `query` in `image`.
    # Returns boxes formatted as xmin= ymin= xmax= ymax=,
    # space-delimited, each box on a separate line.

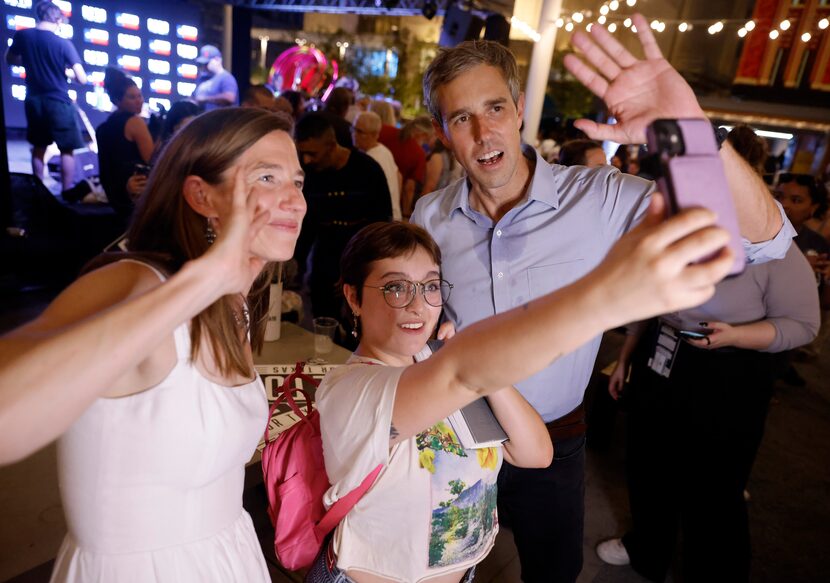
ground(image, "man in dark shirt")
xmin=294 ymin=113 xmax=392 ymax=331
xmin=6 ymin=1 xmax=87 ymax=191
xmin=193 ymin=45 xmax=238 ymax=112
xmin=321 ymin=86 xmax=354 ymax=148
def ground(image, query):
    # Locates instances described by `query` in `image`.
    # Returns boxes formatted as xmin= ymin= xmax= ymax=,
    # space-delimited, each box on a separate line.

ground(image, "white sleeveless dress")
xmin=50 ymin=261 xmax=271 ymax=583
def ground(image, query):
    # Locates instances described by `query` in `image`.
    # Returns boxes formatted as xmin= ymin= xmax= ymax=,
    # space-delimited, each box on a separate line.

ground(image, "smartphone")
xmin=645 ymin=119 xmax=745 ymax=275
xmin=134 ymin=163 xmax=151 ymax=176
xmin=678 ymin=329 xmax=711 ymax=339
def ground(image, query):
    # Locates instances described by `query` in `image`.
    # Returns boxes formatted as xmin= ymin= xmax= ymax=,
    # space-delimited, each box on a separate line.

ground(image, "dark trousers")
xmin=622 ymin=336 xmax=785 ymax=583
xmin=497 ymin=434 xmax=586 ymax=583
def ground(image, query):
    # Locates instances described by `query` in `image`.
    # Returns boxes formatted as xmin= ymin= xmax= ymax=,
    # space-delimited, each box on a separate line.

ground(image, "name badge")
xmin=647 ymin=323 xmax=680 ymax=378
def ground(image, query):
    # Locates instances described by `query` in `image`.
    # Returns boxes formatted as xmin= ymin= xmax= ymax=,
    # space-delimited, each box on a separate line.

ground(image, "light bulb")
xmin=769 ymin=29 xmax=780 ymax=40
xmin=678 ymin=22 xmax=688 ymax=32
xmin=801 ymin=32 xmax=811 ymax=42
xmin=608 ymin=23 xmax=617 ymax=33
xmin=738 ymin=28 xmax=747 ymax=38
xmin=623 ymin=17 xmax=632 ymax=28
xmin=745 ymin=20 xmax=755 ymax=32
xmin=780 ymin=20 xmax=790 ymax=31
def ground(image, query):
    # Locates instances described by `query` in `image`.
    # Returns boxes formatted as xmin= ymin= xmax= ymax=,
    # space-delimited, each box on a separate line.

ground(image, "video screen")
xmin=2 ymin=0 xmax=203 ymax=125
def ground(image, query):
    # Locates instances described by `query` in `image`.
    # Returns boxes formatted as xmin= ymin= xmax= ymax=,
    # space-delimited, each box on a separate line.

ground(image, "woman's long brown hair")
xmin=125 ymin=107 xmax=294 ymax=378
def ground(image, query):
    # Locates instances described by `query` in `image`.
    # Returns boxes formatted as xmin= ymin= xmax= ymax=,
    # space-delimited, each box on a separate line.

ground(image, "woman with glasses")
xmin=306 ymin=204 xmax=736 ymax=583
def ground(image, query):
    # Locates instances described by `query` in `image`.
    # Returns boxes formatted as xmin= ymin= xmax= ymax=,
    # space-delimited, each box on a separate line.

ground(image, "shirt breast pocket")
xmin=527 ymin=259 xmax=586 ymax=298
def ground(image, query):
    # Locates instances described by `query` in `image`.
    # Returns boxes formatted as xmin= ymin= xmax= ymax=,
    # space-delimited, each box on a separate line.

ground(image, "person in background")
xmin=413 ymin=20 xmax=792 ymax=582
xmin=5 ymin=1 xmax=87 ymax=193
xmin=281 ymin=89 xmax=307 ymax=122
xmin=93 ymin=68 xmax=155 ymax=224
xmin=310 ymin=194 xmax=737 ymax=582
xmin=599 ymin=125 xmax=820 ymax=582
xmin=369 ymin=99 xmax=397 ymax=127
xmin=293 ymin=113 xmax=392 ymax=333
xmin=379 ymin=115 xmax=433 ymax=218
xmin=322 ymin=86 xmax=356 ymax=148
xmin=193 ymin=45 xmax=238 ymax=111
xmin=424 ymin=139 xmax=464 ymax=195
xmin=352 ymin=111 xmax=402 ymax=221
xmin=0 ymin=108 xmax=306 ymax=582
xmin=241 ymin=84 xmax=276 ymax=111
xmin=147 ymin=100 xmax=201 ymax=168
xmin=557 ymin=139 xmax=607 ymax=168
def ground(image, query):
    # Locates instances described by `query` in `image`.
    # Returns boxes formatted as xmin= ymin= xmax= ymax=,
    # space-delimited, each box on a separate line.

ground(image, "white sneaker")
xmin=596 ymin=538 xmax=630 ymax=566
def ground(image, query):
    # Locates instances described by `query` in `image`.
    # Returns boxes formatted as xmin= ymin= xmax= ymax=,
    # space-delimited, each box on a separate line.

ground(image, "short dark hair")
xmin=557 ymin=139 xmax=604 ymax=167
xmin=423 ymin=40 xmax=520 ymax=125
xmin=35 ymin=1 xmax=62 ymax=23
xmin=295 ymin=112 xmax=335 ymax=143
xmin=340 ymin=222 xmax=443 ymax=304
xmin=326 ymin=87 xmax=354 ymax=117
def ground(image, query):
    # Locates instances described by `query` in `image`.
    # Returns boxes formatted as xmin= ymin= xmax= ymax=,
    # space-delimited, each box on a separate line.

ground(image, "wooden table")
xmin=254 ymin=321 xmax=352 ymax=366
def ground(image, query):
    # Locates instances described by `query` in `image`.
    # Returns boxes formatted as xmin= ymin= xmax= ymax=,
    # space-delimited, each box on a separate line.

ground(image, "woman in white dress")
xmin=0 ymin=107 xmax=306 ymax=582
xmin=309 ymin=194 xmax=736 ymax=583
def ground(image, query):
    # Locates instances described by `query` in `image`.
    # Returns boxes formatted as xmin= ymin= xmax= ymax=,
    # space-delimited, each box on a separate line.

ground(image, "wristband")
xmin=712 ymin=122 xmax=729 ymax=151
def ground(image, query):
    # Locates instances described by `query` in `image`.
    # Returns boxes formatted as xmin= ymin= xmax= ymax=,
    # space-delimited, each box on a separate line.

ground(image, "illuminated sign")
xmin=10 ymin=65 xmax=25 ymax=78
xmin=7 ymin=15 xmax=35 ymax=30
xmin=85 ymin=89 xmax=112 ymax=111
xmin=149 ymin=39 xmax=171 ymax=56
xmin=150 ymin=78 xmax=171 ymax=95
xmin=81 ymin=5 xmax=106 ymax=24
xmin=56 ymin=24 xmax=73 ymax=38
xmin=177 ymin=63 xmax=198 ymax=79
xmin=11 ymin=84 xmax=26 ymax=101
xmin=87 ymin=70 xmax=105 ymax=86
xmin=53 ymin=0 xmax=71 ymax=17
xmin=177 ymin=81 xmax=195 ymax=96
xmin=83 ymin=49 xmax=108 ymax=66
xmin=132 ymin=76 xmax=142 ymax=89
xmin=4 ymin=0 xmax=33 ymax=8
xmin=117 ymin=54 xmax=141 ymax=72
xmin=176 ymin=43 xmax=197 ymax=60
xmin=117 ymin=33 xmax=140 ymax=51
xmin=115 ymin=12 xmax=139 ymax=30
xmin=147 ymin=18 xmax=169 ymax=36
xmin=176 ymin=24 xmax=197 ymax=41
xmin=147 ymin=58 xmax=170 ymax=75
xmin=83 ymin=27 xmax=108 ymax=46
xmin=149 ymin=97 xmax=170 ymax=111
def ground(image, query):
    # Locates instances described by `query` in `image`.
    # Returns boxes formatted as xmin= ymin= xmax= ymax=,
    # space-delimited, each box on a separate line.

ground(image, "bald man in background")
xmin=351 ymin=111 xmax=402 ymax=221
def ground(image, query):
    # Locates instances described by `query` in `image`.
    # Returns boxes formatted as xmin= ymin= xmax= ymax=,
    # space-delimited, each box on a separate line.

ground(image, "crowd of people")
xmin=2 ymin=2 xmax=829 ymax=583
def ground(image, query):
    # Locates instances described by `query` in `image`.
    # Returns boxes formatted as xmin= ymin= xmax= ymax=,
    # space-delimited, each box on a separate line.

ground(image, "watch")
xmin=712 ymin=123 xmax=729 ymax=151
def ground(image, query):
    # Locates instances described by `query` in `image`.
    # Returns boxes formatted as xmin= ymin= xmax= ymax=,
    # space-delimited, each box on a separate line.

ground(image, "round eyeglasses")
xmin=365 ymin=279 xmax=454 ymax=309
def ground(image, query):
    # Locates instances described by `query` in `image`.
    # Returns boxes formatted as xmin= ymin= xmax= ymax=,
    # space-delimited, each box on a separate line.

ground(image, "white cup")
xmin=264 ymin=282 xmax=283 ymax=342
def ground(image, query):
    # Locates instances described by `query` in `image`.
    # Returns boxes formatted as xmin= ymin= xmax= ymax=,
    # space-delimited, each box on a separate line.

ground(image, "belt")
xmin=545 ymin=403 xmax=586 ymax=442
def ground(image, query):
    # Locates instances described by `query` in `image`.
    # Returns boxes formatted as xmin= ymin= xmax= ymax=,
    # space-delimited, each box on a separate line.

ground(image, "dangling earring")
xmin=205 ymin=217 xmax=216 ymax=245
xmin=352 ymin=312 xmax=359 ymax=338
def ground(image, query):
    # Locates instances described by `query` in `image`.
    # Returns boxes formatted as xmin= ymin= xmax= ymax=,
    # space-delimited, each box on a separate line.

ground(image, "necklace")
xmin=233 ymin=297 xmax=250 ymax=332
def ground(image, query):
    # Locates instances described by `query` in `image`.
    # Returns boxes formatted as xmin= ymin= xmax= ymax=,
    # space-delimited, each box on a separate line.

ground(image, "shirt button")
xmin=496 ymin=229 xmax=502 ymax=237
xmin=497 ymin=272 xmax=504 ymax=279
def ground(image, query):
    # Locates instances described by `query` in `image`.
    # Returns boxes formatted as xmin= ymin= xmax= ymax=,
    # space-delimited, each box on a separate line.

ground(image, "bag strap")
xmin=314 ymin=463 xmax=383 ymax=538
xmin=263 ymin=361 xmax=320 ymax=444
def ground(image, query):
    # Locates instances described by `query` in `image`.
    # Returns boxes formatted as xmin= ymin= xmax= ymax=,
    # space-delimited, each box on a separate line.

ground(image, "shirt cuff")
xmin=742 ymin=201 xmax=795 ymax=265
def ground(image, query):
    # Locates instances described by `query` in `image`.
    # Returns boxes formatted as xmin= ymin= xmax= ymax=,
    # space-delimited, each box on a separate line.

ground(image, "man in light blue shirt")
xmin=412 ymin=16 xmax=793 ymax=583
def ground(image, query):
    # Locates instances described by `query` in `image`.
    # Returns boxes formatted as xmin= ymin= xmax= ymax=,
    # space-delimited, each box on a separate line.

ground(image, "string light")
xmin=623 ymin=17 xmax=632 ymax=28
xmin=769 ymin=29 xmax=780 ymax=40
xmin=556 ymin=18 xmax=564 ymax=28
xmin=745 ymin=20 xmax=755 ymax=32
xmin=819 ymin=18 xmax=829 ymax=30
xmin=738 ymin=28 xmax=747 ymax=38
xmin=708 ymin=21 xmax=724 ymax=35
xmin=779 ymin=19 xmax=790 ymax=31
xmin=650 ymin=19 xmax=660 ymax=30
xmin=626 ymin=0 xmax=637 ymax=6
xmin=565 ymin=22 xmax=574 ymax=32
xmin=572 ymin=12 xmax=584 ymax=24
xmin=631 ymin=24 xmax=637 ymax=32
xmin=600 ymin=5 xmax=609 ymax=16
xmin=678 ymin=22 xmax=689 ymax=32
xmin=801 ymin=32 xmax=811 ymax=42
xmin=609 ymin=0 xmax=619 ymax=11
xmin=608 ymin=22 xmax=617 ymax=33
xmin=598 ymin=15 xmax=606 ymax=25
xmin=509 ymin=16 xmax=541 ymax=42
xmin=587 ymin=23 xmax=593 ymax=32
